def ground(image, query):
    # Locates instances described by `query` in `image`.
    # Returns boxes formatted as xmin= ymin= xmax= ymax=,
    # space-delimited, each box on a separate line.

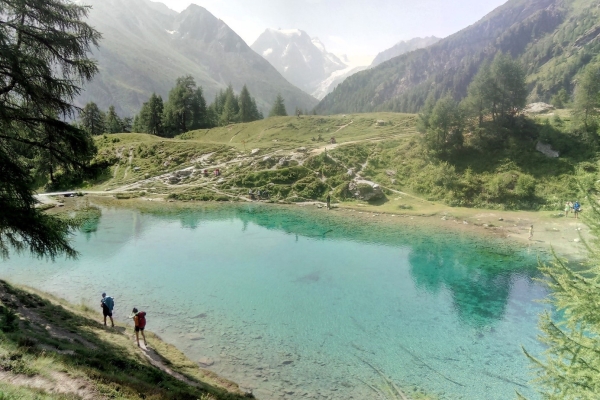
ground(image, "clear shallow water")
xmin=1 ymin=205 xmax=547 ymax=399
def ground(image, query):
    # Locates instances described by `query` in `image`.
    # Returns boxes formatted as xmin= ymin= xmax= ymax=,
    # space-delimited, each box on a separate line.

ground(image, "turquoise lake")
xmin=1 ymin=204 xmax=548 ymax=399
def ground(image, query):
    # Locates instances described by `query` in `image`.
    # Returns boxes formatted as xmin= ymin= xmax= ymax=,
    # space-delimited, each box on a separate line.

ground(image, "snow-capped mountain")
xmin=74 ymin=0 xmax=318 ymax=116
xmin=251 ymin=29 xmax=350 ymax=99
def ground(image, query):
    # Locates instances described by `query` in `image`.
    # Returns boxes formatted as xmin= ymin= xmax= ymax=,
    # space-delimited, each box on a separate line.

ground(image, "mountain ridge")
xmin=251 ymin=28 xmax=348 ymax=99
xmin=315 ymin=0 xmax=599 ymax=114
xmin=78 ymin=0 xmax=318 ymax=116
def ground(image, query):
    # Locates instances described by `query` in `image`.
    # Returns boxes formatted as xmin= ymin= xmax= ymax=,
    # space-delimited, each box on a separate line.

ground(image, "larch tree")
xmin=79 ymin=102 xmax=105 ymax=136
xmin=269 ymin=93 xmax=287 ymax=117
xmin=104 ymin=105 xmax=122 ymax=133
xmin=524 ymin=176 xmax=600 ymax=398
xmin=573 ymin=64 xmax=600 ymax=135
xmin=0 ymin=0 xmax=101 ymax=259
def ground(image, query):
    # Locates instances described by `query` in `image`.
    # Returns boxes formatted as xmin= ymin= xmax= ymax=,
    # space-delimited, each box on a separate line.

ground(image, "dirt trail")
xmin=0 ymin=370 xmax=102 ymax=400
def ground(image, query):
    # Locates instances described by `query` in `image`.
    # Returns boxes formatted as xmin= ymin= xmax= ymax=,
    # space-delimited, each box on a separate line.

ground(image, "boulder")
xmin=376 ymin=120 xmax=386 ymax=126
xmin=297 ymin=147 xmax=307 ymax=153
xmin=168 ymin=176 xmax=180 ymax=184
xmin=278 ymin=157 xmax=289 ymax=167
xmin=198 ymin=357 xmax=214 ymax=367
xmin=348 ymin=180 xmax=384 ymax=201
xmin=524 ymin=102 xmax=555 ymax=114
xmin=250 ymin=148 xmax=261 ymax=156
xmin=536 ymin=141 xmax=559 ymax=158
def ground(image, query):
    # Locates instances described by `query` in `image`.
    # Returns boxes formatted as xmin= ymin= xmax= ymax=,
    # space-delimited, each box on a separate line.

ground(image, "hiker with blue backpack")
xmin=100 ymin=292 xmax=115 ymax=327
xmin=131 ymin=308 xmax=147 ymax=347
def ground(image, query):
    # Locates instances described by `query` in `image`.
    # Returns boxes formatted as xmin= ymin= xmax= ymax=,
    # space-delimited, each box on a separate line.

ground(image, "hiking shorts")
xmin=102 ymin=305 xmax=112 ymax=317
xmin=135 ymin=326 xmax=145 ymax=332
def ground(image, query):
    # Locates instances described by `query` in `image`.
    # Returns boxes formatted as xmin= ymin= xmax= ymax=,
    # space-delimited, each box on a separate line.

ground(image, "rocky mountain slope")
xmin=251 ymin=29 xmax=349 ymax=99
xmin=370 ymin=36 xmax=441 ymax=67
xmin=78 ymin=0 xmax=318 ymax=116
xmin=316 ymin=0 xmax=600 ymax=114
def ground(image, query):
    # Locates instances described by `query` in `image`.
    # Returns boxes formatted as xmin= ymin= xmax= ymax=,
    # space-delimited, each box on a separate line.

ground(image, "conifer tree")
xmin=163 ymin=75 xmax=206 ymax=135
xmin=424 ymin=94 xmax=464 ymax=154
xmin=524 ymin=178 xmax=600 ymax=398
xmin=79 ymin=102 xmax=105 ymax=136
xmin=104 ymin=105 xmax=122 ymax=133
xmin=238 ymin=85 xmax=255 ymax=123
xmin=269 ymin=94 xmax=288 ymax=117
xmin=573 ymin=64 xmax=600 ymax=134
xmin=0 ymin=0 xmax=100 ymax=259
xmin=135 ymin=93 xmax=164 ymax=135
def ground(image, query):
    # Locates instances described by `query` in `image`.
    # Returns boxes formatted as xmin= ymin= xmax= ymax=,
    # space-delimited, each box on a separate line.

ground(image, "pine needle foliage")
xmin=0 ymin=0 xmax=101 ymax=259
xmin=524 ymin=177 xmax=600 ymax=399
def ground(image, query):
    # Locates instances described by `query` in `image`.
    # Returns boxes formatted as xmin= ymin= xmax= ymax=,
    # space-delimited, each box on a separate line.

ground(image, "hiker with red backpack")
xmin=131 ymin=308 xmax=147 ymax=347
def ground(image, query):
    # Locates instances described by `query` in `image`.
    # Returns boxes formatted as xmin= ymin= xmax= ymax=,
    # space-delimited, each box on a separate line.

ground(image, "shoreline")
xmin=52 ymin=194 xmax=591 ymax=263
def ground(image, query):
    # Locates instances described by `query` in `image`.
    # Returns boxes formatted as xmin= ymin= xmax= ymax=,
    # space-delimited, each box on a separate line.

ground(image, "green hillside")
xmin=55 ymin=111 xmax=596 ymax=211
xmin=0 ymin=280 xmax=248 ymax=399
xmin=316 ymin=0 xmax=600 ymax=114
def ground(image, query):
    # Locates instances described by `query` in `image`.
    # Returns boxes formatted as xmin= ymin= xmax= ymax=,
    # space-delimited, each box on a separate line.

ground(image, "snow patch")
xmin=165 ymin=29 xmax=176 ymax=35
xmin=279 ymin=28 xmax=302 ymax=36
xmin=262 ymin=48 xmax=273 ymax=57
xmin=311 ymin=37 xmax=326 ymax=53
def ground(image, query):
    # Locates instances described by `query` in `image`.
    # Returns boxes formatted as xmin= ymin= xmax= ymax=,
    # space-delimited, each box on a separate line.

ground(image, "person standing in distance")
xmin=326 ymin=194 xmax=331 ymax=210
xmin=131 ymin=308 xmax=147 ymax=347
xmin=100 ymin=292 xmax=115 ymax=327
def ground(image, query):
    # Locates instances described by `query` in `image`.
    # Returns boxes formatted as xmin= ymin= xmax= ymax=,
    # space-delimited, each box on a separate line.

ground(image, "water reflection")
xmin=99 ymin=203 xmax=542 ymax=328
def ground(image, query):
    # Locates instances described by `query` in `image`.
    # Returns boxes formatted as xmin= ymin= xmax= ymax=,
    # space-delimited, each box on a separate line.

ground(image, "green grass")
xmin=63 ymin=112 xmax=599 ymax=211
xmin=0 ymin=280 xmax=249 ymax=400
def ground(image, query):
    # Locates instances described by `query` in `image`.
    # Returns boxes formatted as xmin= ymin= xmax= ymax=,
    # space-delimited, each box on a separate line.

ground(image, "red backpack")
xmin=137 ymin=311 xmax=147 ymax=329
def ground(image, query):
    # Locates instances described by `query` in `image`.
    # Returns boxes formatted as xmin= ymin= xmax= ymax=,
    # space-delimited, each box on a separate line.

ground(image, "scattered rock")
xmin=176 ymin=169 xmax=192 ymax=177
xmin=536 ymin=141 xmax=559 ymax=158
xmin=376 ymin=120 xmax=386 ymax=126
xmin=281 ymin=360 xmax=293 ymax=365
xmin=251 ymin=148 xmax=261 ymax=156
xmin=198 ymin=357 xmax=214 ymax=367
xmin=524 ymin=102 xmax=555 ymax=114
xmin=297 ymin=147 xmax=307 ymax=153
xmin=133 ymin=166 xmax=140 ymax=172
xmin=168 ymin=176 xmax=180 ymax=184
xmin=385 ymin=170 xmax=396 ymax=177
xmin=498 ymin=218 xmax=504 ymax=221
xmin=348 ymin=180 xmax=384 ymax=201
xmin=278 ymin=157 xmax=288 ymax=167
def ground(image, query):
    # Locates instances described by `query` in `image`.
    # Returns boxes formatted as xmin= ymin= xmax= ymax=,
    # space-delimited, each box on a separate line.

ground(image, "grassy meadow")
xmin=51 ymin=110 xmax=598 ymax=212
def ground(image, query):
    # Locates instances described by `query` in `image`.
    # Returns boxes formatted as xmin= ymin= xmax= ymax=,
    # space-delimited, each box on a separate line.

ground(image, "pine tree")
xmin=573 ymin=64 xmax=600 ymax=134
xmin=163 ymin=75 xmax=203 ymax=135
xmin=191 ymin=88 xmax=207 ymax=129
xmin=269 ymin=94 xmax=288 ymax=117
xmin=0 ymin=0 xmax=100 ymax=259
xmin=79 ymin=102 xmax=105 ymax=136
xmin=105 ymin=105 xmax=122 ymax=133
xmin=238 ymin=85 xmax=254 ymax=123
xmin=136 ymin=93 xmax=164 ymax=135
xmin=524 ymin=177 xmax=600 ymax=398
xmin=424 ymin=94 xmax=464 ymax=154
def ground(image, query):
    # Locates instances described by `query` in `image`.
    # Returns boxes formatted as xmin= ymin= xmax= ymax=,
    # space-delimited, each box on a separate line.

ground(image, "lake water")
xmin=1 ymin=204 xmax=548 ymax=399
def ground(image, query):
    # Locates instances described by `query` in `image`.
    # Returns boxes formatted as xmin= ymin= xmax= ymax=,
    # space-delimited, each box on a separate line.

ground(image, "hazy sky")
xmin=158 ymin=0 xmax=507 ymax=61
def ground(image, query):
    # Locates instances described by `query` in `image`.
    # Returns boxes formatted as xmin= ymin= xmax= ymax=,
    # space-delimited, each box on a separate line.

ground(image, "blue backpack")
xmin=103 ymin=296 xmax=114 ymax=311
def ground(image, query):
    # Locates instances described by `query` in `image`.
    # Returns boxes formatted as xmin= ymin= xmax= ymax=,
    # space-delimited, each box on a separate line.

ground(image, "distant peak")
xmin=265 ymin=28 xmax=305 ymax=37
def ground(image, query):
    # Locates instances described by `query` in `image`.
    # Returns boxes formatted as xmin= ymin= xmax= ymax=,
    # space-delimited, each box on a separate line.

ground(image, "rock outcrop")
xmin=348 ymin=180 xmax=384 ymax=201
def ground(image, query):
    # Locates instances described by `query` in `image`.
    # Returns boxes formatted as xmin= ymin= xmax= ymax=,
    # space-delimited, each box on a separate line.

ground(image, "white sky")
xmin=157 ymin=0 xmax=507 ymax=62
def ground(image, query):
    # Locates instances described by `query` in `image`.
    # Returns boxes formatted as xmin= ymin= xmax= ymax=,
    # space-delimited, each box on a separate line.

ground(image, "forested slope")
xmin=316 ymin=0 xmax=600 ymax=114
